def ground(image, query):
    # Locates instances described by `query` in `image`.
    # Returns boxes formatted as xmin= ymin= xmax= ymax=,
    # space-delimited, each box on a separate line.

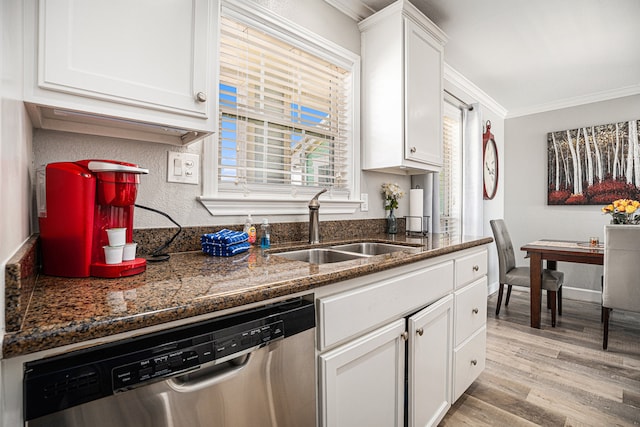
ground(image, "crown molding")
xmin=443 ymin=64 xmax=508 ymax=118
xmin=324 ymin=0 xmax=375 ymax=21
xmin=505 ymin=84 xmax=640 ymax=118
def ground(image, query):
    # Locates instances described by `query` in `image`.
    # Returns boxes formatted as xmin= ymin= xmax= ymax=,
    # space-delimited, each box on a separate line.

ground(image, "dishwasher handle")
xmin=166 ymin=345 xmax=258 ymax=393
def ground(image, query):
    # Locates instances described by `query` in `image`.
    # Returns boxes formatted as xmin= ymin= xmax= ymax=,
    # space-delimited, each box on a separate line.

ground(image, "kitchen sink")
xmin=273 ymin=242 xmax=421 ymax=264
xmin=330 ymin=242 xmax=420 ymax=255
xmin=273 ymin=248 xmax=369 ymax=264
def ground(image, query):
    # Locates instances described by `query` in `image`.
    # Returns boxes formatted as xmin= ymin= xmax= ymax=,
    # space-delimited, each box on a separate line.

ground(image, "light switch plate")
xmin=167 ymin=151 xmax=199 ymax=185
xmin=360 ymin=193 xmax=368 ymax=211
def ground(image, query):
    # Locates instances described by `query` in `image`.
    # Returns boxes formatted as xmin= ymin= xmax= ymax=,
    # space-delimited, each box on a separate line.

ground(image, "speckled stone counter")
xmin=3 ymin=233 xmax=492 ymax=359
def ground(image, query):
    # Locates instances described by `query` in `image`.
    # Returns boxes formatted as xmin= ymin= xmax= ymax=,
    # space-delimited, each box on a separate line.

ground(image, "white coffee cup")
xmin=106 ymin=228 xmax=127 ymax=247
xmin=104 ymin=245 xmax=124 ymax=264
xmin=123 ymin=243 xmax=137 ymax=261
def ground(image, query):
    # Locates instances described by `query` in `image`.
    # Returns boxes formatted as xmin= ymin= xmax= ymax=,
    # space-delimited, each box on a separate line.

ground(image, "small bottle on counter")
xmin=243 ymin=214 xmax=257 ymax=244
xmin=260 ymin=218 xmax=271 ymax=249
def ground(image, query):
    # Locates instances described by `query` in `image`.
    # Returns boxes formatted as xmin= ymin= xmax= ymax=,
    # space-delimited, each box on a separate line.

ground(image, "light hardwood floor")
xmin=440 ymin=289 xmax=640 ymax=426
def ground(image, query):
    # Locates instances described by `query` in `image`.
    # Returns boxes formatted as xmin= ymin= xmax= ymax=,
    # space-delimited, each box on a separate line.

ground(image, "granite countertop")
xmin=2 ymin=233 xmax=492 ymax=359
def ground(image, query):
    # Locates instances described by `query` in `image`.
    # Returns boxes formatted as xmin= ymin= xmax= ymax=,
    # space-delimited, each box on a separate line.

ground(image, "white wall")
xmin=1 ymin=0 xmax=33 ymax=331
xmin=504 ymin=94 xmax=640 ymax=301
xmin=1 ymin=1 xmax=33 ymax=425
xmin=481 ymin=106 xmax=505 ymax=294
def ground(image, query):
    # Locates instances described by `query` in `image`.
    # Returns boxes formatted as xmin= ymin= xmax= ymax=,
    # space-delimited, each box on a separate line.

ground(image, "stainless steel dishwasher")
xmin=24 ymin=297 xmax=316 ymax=427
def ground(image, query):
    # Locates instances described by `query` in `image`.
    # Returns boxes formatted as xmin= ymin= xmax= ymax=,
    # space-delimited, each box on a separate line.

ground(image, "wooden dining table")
xmin=520 ymin=240 xmax=604 ymax=328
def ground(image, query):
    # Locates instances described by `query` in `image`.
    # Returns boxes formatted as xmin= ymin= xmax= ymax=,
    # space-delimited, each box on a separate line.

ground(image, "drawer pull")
xmin=471 ymin=359 xmax=478 ymax=366
xmin=195 ymin=91 xmax=207 ymax=102
xmin=401 ymin=331 xmax=408 ymax=341
xmin=416 ymin=328 xmax=424 ymax=336
xmin=472 ymin=265 xmax=479 ymax=271
xmin=472 ymin=308 xmax=479 ymax=314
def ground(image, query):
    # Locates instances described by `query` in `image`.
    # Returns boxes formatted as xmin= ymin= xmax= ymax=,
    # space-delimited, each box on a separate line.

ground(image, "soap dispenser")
xmin=260 ymin=219 xmax=271 ymax=249
xmin=243 ymin=214 xmax=256 ymax=244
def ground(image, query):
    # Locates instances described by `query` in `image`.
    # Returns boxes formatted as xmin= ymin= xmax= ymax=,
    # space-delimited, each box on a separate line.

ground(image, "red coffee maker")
xmin=38 ymin=159 xmax=149 ymax=278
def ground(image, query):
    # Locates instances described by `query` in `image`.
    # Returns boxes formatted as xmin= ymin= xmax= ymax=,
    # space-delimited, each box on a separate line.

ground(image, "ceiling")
xmin=328 ymin=0 xmax=640 ymax=117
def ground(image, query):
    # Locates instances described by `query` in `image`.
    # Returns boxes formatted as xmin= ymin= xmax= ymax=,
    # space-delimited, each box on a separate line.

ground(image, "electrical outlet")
xmin=167 ymin=151 xmax=199 ymax=185
xmin=360 ymin=193 xmax=369 ymax=211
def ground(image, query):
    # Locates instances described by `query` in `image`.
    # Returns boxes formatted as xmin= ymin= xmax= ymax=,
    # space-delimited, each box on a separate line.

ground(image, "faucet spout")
xmin=309 ymin=188 xmax=327 ymax=244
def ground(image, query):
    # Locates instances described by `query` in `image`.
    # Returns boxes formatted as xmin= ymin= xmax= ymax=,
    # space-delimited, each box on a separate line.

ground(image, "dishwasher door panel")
xmin=27 ymin=329 xmax=316 ymax=427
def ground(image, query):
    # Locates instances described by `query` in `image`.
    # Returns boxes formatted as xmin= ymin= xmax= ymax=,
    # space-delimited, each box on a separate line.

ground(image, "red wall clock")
xmin=483 ymin=120 xmax=498 ymax=200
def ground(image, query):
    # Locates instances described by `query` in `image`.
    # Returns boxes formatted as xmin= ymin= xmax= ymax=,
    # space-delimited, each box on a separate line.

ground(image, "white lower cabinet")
xmin=316 ymin=246 xmax=487 ymax=427
xmin=316 ymin=246 xmax=488 ymax=427
xmin=453 ymin=326 xmax=487 ymax=401
xmin=319 ymin=319 xmax=406 ymax=427
xmin=408 ymin=295 xmax=453 ymax=427
xmin=452 ymin=277 xmax=488 ymax=401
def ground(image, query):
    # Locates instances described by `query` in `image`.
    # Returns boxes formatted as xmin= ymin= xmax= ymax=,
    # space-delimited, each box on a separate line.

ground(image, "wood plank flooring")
xmin=440 ymin=289 xmax=640 ymax=426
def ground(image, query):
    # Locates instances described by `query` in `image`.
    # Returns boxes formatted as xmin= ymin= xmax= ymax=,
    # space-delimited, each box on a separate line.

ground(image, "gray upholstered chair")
xmin=602 ymin=225 xmax=640 ymax=350
xmin=490 ymin=219 xmax=564 ymax=327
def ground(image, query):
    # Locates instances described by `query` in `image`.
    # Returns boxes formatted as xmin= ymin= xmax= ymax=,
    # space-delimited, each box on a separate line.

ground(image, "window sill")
xmin=198 ymin=196 xmax=362 ymax=216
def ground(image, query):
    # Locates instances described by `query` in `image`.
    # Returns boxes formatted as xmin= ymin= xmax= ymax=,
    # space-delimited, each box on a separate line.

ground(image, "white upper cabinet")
xmin=359 ymin=0 xmax=446 ymax=174
xmin=23 ymin=0 xmax=214 ymax=145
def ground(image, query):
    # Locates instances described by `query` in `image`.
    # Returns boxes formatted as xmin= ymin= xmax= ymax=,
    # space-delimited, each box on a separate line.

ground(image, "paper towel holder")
xmin=404 ymin=215 xmax=429 ymax=236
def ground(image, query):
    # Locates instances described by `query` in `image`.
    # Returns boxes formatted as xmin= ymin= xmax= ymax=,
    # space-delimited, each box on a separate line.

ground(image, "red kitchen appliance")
xmin=38 ymin=159 xmax=149 ymax=278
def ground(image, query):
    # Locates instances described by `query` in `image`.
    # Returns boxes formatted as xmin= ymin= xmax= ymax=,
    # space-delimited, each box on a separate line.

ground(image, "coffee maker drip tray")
xmin=90 ymin=258 xmax=146 ymax=278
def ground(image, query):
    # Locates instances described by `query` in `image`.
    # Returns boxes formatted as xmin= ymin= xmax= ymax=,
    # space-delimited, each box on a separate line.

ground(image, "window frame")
xmin=200 ymin=0 xmax=361 ymax=217
xmin=440 ymin=100 xmax=463 ymax=235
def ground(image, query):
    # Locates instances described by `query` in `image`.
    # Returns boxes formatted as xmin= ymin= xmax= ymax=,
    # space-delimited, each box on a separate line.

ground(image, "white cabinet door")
xmin=319 ymin=319 xmax=406 ymax=427
xmin=408 ymin=294 xmax=453 ymax=427
xmin=38 ymin=0 xmax=209 ymax=117
xmin=359 ymin=0 xmax=446 ymax=174
xmin=453 ymin=326 xmax=486 ymax=402
xmin=24 ymin=0 xmax=213 ymax=144
xmin=404 ymin=17 xmax=443 ymax=167
xmin=454 ymin=277 xmax=488 ymax=347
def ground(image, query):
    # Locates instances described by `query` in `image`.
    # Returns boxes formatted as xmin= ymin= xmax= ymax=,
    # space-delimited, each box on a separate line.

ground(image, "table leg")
xmin=545 ymin=260 xmax=557 ymax=309
xmin=530 ymin=252 xmax=542 ymax=328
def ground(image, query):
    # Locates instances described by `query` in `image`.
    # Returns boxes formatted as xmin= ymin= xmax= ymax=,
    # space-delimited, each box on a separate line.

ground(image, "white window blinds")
xmin=218 ymin=14 xmax=352 ymax=196
xmin=440 ymin=101 xmax=462 ymax=235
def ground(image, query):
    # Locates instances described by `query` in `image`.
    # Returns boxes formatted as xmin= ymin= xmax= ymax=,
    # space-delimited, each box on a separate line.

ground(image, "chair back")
xmin=490 ymin=219 xmax=517 ymax=284
xmin=603 ymin=225 xmax=640 ymax=313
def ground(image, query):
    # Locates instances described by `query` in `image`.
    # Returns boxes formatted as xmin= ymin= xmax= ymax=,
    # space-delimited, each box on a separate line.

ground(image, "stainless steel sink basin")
xmin=330 ymin=242 xmax=420 ymax=255
xmin=273 ymin=248 xmax=368 ymax=264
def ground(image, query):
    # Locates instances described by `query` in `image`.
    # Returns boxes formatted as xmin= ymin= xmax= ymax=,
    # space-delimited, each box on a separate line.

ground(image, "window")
xmin=440 ymin=101 xmax=463 ymax=235
xmin=201 ymin=1 xmax=360 ymax=216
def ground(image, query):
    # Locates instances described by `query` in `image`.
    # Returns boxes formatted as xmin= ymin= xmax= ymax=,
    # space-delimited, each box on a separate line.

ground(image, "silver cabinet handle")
xmin=416 ymin=328 xmax=424 ymax=336
xmin=196 ymin=91 xmax=207 ymax=102
xmin=472 ymin=308 xmax=479 ymax=314
xmin=401 ymin=331 xmax=408 ymax=341
xmin=473 ymin=265 xmax=479 ymax=271
xmin=410 ymin=146 xmax=417 ymax=154
xmin=471 ymin=359 xmax=477 ymax=366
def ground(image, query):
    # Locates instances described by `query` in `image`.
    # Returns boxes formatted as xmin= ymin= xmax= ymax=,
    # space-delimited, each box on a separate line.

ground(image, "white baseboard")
xmin=487 ymin=280 xmax=499 ymax=296
xmin=487 ymin=283 xmax=602 ymax=304
xmin=561 ymin=287 xmax=602 ymax=303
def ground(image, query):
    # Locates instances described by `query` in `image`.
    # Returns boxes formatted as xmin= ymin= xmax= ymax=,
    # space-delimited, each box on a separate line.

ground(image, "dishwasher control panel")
xmin=112 ymin=320 xmax=284 ymax=391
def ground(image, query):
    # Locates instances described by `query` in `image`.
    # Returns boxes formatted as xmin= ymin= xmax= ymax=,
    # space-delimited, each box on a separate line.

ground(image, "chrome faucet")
xmin=309 ymin=188 xmax=327 ymax=244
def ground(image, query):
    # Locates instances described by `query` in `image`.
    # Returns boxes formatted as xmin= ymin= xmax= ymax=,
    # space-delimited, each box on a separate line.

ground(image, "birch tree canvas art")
xmin=547 ymin=119 xmax=640 ymax=205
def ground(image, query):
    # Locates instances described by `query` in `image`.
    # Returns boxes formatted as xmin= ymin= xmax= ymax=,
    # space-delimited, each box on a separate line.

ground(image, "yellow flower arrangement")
xmin=602 ymin=199 xmax=640 ymax=224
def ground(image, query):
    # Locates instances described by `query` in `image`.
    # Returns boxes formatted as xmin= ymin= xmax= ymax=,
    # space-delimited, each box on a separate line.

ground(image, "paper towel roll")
xmin=409 ymin=189 xmax=424 ymax=232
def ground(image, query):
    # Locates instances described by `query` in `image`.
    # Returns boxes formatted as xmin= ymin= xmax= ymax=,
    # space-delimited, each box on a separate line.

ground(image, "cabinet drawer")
xmin=454 ymin=277 xmax=487 ymax=346
xmin=455 ymin=250 xmax=487 ymax=289
xmin=318 ymin=261 xmax=454 ymax=350
xmin=453 ymin=326 xmax=486 ymax=402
